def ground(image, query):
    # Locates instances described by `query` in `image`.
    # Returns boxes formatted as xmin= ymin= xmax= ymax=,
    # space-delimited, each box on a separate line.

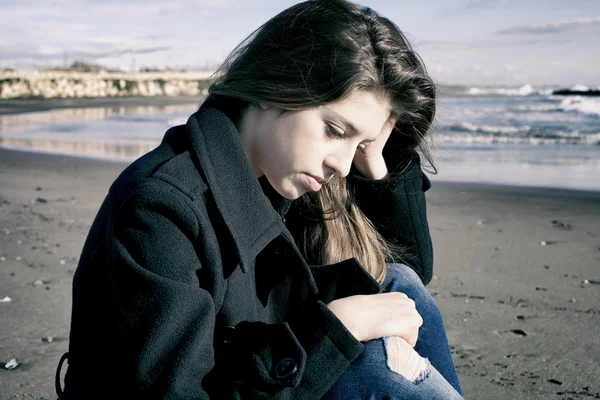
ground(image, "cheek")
xmin=258 ymin=128 xmax=299 ymax=174
xmin=263 ymin=115 xmax=327 ymax=174
xmin=277 ymin=127 xmax=316 ymax=165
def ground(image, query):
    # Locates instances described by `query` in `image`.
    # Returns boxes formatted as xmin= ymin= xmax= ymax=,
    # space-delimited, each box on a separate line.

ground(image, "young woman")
xmin=56 ymin=0 xmax=463 ymax=398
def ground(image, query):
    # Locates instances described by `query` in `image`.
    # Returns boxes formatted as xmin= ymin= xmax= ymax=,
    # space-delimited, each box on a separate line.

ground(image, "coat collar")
xmin=184 ymin=95 xmax=311 ymax=285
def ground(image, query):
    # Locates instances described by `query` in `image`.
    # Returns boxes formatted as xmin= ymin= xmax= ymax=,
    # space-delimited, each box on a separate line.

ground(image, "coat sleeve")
xmin=211 ymin=299 xmax=365 ymax=399
xmin=110 ymin=180 xmax=217 ymax=399
xmin=345 ymin=152 xmax=434 ymax=285
xmin=110 ymin=180 xmax=364 ymax=399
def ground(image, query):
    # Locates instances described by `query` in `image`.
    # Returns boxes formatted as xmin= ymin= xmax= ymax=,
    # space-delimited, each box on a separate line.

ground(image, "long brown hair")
xmin=208 ymin=0 xmax=436 ymax=284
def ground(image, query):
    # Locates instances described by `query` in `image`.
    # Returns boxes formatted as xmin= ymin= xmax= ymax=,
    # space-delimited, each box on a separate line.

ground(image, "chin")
xmin=279 ymin=187 xmax=303 ymax=200
xmin=273 ymin=180 xmax=304 ymax=200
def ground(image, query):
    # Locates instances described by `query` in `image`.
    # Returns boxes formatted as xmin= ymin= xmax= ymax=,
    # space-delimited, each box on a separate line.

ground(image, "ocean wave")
xmin=447 ymin=122 xmax=532 ymax=135
xmin=507 ymin=97 xmax=600 ymax=117
xmin=466 ymin=84 xmax=540 ymax=97
xmin=512 ymin=104 xmax=562 ymax=112
xmin=437 ymin=132 xmax=600 ymax=146
xmin=167 ymin=117 xmax=188 ymax=126
xmin=557 ymin=97 xmax=600 ymax=116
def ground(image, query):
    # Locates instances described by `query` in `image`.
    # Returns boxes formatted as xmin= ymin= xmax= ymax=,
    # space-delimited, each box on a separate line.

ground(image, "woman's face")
xmin=240 ymin=90 xmax=396 ymax=199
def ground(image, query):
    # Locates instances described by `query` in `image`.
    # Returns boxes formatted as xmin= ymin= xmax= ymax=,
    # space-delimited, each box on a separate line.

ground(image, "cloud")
xmin=496 ymin=16 xmax=600 ymax=35
xmin=1 ymin=0 xmax=280 ymax=19
xmin=415 ymin=37 xmax=556 ymax=51
xmin=464 ymin=0 xmax=507 ymax=9
xmin=438 ymin=0 xmax=507 ymax=15
xmin=0 ymin=0 xmax=278 ymax=64
xmin=0 ymin=45 xmax=173 ymax=61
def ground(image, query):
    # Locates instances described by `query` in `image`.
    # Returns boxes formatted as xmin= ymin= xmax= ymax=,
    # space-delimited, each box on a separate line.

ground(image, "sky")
xmin=1 ymin=0 xmax=599 ymax=85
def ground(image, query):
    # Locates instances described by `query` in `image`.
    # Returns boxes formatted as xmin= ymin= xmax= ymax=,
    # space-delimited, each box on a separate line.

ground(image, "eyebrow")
xmin=335 ymin=114 xmax=377 ymax=143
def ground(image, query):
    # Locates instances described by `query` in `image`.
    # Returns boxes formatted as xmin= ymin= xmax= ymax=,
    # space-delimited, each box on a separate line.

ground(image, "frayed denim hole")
xmin=411 ymin=358 xmax=431 ymax=385
xmin=382 ymin=336 xmax=394 ymax=372
xmin=382 ymin=336 xmax=432 ymax=385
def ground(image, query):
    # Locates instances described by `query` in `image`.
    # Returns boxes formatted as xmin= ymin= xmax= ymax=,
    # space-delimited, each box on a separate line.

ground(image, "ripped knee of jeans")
xmin=383 ymin=336 xmax=431 ymax=384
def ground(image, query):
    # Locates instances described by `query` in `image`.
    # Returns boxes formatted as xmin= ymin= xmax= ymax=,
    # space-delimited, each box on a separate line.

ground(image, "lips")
xmin=308 ymin=175 xmax=327 ymax=184
xmin=305 ymin=174 xmax=323 ymax=191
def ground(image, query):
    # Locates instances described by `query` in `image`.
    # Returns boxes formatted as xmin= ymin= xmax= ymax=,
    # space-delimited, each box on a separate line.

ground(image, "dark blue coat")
xmin=58 ymin=95 xmax=433 ymax=399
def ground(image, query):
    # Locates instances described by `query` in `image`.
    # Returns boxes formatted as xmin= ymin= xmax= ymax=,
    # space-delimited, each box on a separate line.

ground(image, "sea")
xmin=1 ymin=84 xmax=599 ymax=192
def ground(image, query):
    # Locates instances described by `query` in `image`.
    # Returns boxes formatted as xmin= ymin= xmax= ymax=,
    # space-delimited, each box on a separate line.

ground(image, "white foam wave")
xmin=167 ymin=117 xmax=188 ymax=126
xmin=437 ymin=132 xmax=600 ymax=146
xmin=450 ymin=122 xmax=531 ymax=135
xmin=514 ymin=104 xmax=562 ymax=112
xmin=467 ymin=84 xmax=537 ymax=97
xmin=570 ymin=84 xmax=590 ymax=92
xmin=558 ymin=97 xmax=600 ymax=116
xmin=509 ymin=97 xmax=600 ymax=116
xmin=539 ymin=88 xmax=555 ymax=96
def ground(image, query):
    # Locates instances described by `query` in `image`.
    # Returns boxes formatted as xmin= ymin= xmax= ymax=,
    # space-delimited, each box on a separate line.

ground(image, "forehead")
xmin=322 ymin=90 xmax=395 ymax=139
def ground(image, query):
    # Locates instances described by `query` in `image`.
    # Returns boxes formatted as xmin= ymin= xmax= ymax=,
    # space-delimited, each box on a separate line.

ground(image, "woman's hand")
xmin=351 ymin=125 xmax=392 ymax=180
xmin=327 ymin=292 xmax=422 ymax=345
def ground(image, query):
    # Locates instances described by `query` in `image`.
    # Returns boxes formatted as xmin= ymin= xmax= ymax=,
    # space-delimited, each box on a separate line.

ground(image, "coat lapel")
xmin=184 ymin=96 xmax=319 ymax=297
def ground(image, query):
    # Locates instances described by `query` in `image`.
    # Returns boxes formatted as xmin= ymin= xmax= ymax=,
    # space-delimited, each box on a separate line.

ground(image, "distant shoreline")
xmin=0 ymin=95 xmax=204 ymax=115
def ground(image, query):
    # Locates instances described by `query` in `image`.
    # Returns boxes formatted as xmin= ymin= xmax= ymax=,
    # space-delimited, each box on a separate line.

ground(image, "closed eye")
xmin=324 ymin=123 xmax=345 ymax=139
xmin=325 ymin=122 xmax=371 ymax=154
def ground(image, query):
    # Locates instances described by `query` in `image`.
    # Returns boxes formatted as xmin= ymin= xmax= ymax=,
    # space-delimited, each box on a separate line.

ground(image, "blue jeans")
xmin=323 ymin=264 xmax=463 ymax=399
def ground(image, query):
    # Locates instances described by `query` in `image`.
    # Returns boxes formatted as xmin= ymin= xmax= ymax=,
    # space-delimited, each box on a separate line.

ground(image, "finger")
xmin=406 ymin=335 xmax=417 ymax=348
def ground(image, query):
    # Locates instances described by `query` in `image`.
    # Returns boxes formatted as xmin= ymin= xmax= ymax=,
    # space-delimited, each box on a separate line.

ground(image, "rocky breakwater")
xmin=0 ymin=71 xmax=215 ymax=99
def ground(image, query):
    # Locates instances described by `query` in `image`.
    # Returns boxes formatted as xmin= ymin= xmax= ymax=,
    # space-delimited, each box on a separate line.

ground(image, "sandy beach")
xmin=1 ymin=117 xmax=599 ymax=398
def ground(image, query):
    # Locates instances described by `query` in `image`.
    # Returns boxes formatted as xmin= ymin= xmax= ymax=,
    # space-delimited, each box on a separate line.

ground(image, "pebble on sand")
xmin=540 ymin=241 xmax=547 ymax=246
xmin=3 ymin=359 xmax=20 ymax=370
xmin=1 ymin=297 xmax=11 ymax=302
xmin=33 ymin=280 xmax=44 ymax=287
xmin=41 ymin=336 xmax=54 ymax=343
xmin=551 ymin=220 xmax=572 ymax=231
xmin=510 ymin=329 xmax=527 ymax=336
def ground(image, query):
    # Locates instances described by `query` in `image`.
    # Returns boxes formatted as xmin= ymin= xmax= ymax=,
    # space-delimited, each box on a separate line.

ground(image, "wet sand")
xmin=0 ymin=96 xmax=202 ymax=116
xmin=0 ymin=147 xmax=599 ymax=399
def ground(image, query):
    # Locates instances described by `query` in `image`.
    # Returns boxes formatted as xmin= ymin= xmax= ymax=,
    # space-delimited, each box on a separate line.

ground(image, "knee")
xmin=385 ymin=264 xmax=433 ymax=303
xmin=384 ymin=264 xmax=443 ymax=323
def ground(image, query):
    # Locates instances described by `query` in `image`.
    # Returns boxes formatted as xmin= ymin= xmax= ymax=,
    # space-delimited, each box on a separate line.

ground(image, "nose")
xmin=324 ymin=148 xmax=355 ymax=179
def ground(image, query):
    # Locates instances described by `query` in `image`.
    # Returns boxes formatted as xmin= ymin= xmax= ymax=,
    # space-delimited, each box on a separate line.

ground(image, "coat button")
xmin=275 ymin=358 xmax=298 ymax=379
